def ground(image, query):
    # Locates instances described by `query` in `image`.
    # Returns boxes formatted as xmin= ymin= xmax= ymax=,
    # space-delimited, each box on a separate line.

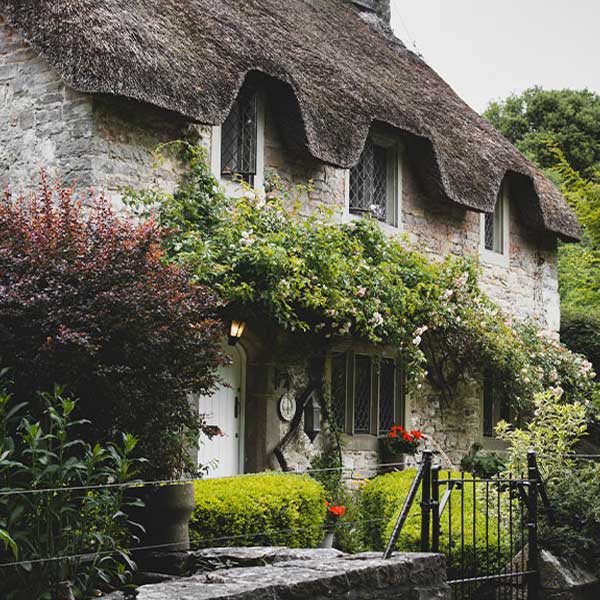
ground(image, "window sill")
xmin=341 ymin=433 xmax=379 ymax=452
xmin=478 ymin=436 xmax=510 ymax=453
xmin=343 ymin=211 xmax=402 ymax=237
xmin=479 ymin=248 xmax=509 ymax=268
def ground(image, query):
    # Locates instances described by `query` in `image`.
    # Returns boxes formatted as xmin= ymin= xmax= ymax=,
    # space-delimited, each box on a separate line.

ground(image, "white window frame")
xmin=479 ymin=184 xmax=510 ymax=267
xmin=344 ymin=133 xmax=403 ymax=235
xmin=210 ymin=90 xmax=266 ymax=196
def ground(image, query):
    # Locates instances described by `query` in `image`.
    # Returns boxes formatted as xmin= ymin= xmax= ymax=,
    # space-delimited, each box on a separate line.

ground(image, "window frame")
xmin=480 ymin=371 xmax=511 ymax=449
xmin=345 ymin=132 xmax=403 ymax=233
xmin=327 ymin=350 xmax=405 ymax=438
xmin=210 ymin=89 xmax=266 ymax=195
xmin=479 ymin=184 xmax=510 ymax=267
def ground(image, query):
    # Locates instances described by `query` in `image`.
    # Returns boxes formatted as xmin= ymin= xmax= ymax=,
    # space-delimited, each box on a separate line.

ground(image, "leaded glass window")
xmin=354 ymin=355 xmax=372 ymax=433
xmin=378 ymin=358 xmax=395 ymax=433
xmin=329 ymin=352 xmax=403 ymax=436
xmin=484 ymin=192 xmax=505 ymax=253
xmin=331 ymin=353 xmax=347 ymax=431
xmin=349 ymin=138 xmax=399 ymax=226
xmin=483 ymin=371 xmax=510 ymax=437
xmin=221 ymin=89 xmax=258 ymax=185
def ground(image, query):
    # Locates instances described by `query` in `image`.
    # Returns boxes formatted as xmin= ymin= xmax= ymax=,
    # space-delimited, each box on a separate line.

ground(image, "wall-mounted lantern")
xmin=228 ymin=320 xmax=247 ymax=346
xmin=303 ymin=390 xmax=321 ymax=442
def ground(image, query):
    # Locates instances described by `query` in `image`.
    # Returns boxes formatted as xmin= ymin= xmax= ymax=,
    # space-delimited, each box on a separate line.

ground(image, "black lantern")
xmin=303 ymin=390 xmax=321 ymax=442
xmin=228 ymin=320 xmax=247 ymax=346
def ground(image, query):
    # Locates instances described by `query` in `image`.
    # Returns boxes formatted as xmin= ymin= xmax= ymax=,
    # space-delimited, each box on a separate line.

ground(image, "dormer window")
xmin=220 ymin=89 xmax=259 ymax=186
xmin=480 ymin=184 xmax=509 ymax=263
xmin=349 ymin=135 xmax=401 ymax=228
xmin=211 ymin=87 xmax=265 ymax=192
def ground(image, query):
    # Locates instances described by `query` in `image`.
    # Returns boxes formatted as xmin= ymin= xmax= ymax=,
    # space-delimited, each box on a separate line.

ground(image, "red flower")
xmin=411 ymin=430 xmax=424 ymax=440
xmin=388 ymin=430 xmax=398 ymax=439
xmin=327 ymin=504 xmax=346 ymax=517
xmin=402 ymin=431 xmax=413 ymax=442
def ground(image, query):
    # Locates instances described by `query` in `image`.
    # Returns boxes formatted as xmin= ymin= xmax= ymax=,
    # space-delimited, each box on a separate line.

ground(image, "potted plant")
xmin=320 ymin=502 xmax=346 ymax=549
xmin=379 ymin=425 xmax=425 ymax=472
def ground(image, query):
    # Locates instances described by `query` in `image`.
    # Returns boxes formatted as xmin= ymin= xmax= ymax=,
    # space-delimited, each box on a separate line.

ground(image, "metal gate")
xmin=384 ymin=450 xmax=541 ymax=600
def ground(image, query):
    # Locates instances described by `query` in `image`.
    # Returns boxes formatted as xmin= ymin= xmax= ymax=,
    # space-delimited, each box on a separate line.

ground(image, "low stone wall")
xmin=106 ymin=547 xmax=450 ymax=599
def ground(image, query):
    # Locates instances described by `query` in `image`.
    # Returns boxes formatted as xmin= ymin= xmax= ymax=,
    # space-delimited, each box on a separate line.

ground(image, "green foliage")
xmin=460 ymin=444 xmax=506 ymax=479
xmin=541 ymin=462 xmax=600 ymax=575
xmin=0 ymin=377 xmax=144 ymax=600
xmin=561 ymin=307 xmax=600 ymax=376
xmin=496 ymin=389 xmax=588 ymax=481
xmin=190 ymin=473 xmax=327 ymax=548
xmin=126 ymin=145 xmax=596 ymax=419
xmin=360 ymin=470 xmax=512 ymax=577
xmin=483 ymin=87 xmax=600 ymax=180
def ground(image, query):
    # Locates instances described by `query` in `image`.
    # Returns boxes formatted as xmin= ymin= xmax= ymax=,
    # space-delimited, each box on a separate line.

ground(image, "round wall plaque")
xmin=278 ymin=393 xmax=297 ymax=422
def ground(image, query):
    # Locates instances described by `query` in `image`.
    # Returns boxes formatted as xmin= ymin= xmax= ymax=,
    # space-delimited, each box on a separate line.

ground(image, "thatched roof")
xmin=0 ymin=0 xmax=580 ymax=240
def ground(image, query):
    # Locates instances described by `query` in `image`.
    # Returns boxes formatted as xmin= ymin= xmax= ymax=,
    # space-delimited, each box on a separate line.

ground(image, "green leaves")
xmin=0 ymin=376 xmax=144 ymax=598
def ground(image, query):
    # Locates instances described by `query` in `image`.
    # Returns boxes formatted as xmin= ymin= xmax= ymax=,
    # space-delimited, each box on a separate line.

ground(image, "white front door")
xmin=197 ymin=345 xmax=244 ymax=478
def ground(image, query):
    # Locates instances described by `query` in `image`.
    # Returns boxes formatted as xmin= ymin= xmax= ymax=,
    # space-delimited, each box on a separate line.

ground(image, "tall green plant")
xmin=0 ymin=378 xmax=144 ymax=600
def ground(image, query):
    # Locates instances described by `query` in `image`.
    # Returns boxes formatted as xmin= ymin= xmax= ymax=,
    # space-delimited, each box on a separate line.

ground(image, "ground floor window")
xmin=329 ymin=351 xmax=404 ymax=436
xmin=482 ymin=371 xmax=510 ymax=437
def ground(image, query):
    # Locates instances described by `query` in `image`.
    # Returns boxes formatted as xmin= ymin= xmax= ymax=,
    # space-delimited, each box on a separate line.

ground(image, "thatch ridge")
xmin=0 ymin=0 xmax=580 ymax=240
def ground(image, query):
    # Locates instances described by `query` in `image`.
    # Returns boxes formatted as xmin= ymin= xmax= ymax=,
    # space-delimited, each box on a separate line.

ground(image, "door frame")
xmin=232 ymin=342 xmax=247 ymax=474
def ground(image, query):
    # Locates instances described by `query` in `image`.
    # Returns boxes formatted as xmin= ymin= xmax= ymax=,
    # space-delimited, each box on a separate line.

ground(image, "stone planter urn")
xmin=131 ymin=482 xmax=195 ymax=553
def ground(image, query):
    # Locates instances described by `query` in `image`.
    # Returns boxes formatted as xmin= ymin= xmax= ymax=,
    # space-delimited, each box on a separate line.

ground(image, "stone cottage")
xmin=0 ymin=0 xmax=580 ymax=475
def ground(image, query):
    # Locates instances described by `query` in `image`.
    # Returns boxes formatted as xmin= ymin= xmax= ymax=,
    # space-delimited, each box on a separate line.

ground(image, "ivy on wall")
xmin=125 ymin=143 xmax=598 ymax=419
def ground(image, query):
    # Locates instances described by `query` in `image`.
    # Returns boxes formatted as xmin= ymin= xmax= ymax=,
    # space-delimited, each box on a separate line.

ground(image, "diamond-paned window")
xmin=331 ymin=353 xmax=347 ymax=431
xmin=378 ymin=358 xmax=395 ymax=433
xmin=349 ymin=138 xmax=398 ymax=226
xmin=221 ymin=89 xmax=258 ymax=185
xmin=483 ymin=371 xmax=510 ymax=437
xmin=484 ymin=191 xmax=505 ymax=253
xmin=329 ymin=352 xmax=403 ymax=436
xmin=353 ymin=355 xmax=372 ymax=433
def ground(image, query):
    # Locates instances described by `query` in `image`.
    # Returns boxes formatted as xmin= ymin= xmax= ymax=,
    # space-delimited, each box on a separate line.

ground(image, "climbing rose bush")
xmin=0 ymin=175 xmax=225 ymax=478
xmin=126 ymin=144 xmax=598 ymax=418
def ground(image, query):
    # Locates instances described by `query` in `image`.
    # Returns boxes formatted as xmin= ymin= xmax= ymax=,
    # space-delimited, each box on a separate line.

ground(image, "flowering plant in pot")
xmin=320 ymin=502 xmax=347 ymax=549
xmin=379 ymin=426 xmax=425 ymax=471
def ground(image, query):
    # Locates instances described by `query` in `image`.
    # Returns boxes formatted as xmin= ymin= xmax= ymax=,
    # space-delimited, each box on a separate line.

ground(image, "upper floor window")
xmin=480 ymin=185 xmax=509 ymax=263
xmin=220 ymin=88 xmax=260 ymax=186
xmin=482 ymin=371 xmax=510 ymax=438
xmin=330 ymin=351 xmax=404 ymax=436
xmin=349 ymin=135 xmax=401 ymax=228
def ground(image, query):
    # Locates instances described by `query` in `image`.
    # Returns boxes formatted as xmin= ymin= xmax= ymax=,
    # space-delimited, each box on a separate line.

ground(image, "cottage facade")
xmin=0 ymin=0 xmax=579 ymax=474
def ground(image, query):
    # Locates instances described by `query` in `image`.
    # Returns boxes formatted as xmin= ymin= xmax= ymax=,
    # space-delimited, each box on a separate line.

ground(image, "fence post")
xmin=420 ymin=450 xmax=433 ymax=552
xmin=527 ymin=450 xmax=539 ymax=600
xmin=431 ymin=465 xmax=440 ymax=552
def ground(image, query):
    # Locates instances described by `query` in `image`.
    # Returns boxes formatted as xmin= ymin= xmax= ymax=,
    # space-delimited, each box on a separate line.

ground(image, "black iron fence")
xmin=384 ymin=450 xmax=545 ymax=600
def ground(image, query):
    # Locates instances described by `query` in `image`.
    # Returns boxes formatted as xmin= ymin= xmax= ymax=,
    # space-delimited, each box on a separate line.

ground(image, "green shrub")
xmin=361 ymin=470 xmax=514 ymax=578
xmin=191 ymin=473 xmax=327 ymax=548
xmin=561 ymin=307 xmax=600 ymax=377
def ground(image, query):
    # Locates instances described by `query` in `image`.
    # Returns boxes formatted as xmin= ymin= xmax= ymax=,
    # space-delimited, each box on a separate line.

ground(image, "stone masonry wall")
xmin=0 ymin=20 xmax=194 ymax=205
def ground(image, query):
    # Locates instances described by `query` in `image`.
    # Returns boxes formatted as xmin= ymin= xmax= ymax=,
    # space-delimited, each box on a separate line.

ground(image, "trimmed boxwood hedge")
xmin=191 ymin=473 xmax=327 ymax=548
xmin=361 ymin=470 xmax=515 ymax=578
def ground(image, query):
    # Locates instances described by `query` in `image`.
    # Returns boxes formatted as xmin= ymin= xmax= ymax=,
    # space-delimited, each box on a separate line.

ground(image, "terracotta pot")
xmin=130 ymin=482 xmax=195 ymax=553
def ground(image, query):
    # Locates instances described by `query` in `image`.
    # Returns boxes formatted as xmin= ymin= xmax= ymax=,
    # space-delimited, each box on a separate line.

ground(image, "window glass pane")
xmin=483 ymin=372 xmax=494 ymax=437
xmin=221 ymin=89 xmax=257 ymax=185
xmin=354 ymin=355 xmax=371 ymax=433
xmin=484 ymin=194 xmax=504 ymax=253
xmin=379 ymin=358 xmax=395 ymax=433
xmin=331 ymin=353 xmax=347 ymax=431
xmin=349 ymin=141 xmax=393 ymax=225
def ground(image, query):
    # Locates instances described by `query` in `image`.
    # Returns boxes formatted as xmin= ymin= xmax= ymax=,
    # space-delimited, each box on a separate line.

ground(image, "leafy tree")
xmin=484 ymin=87 xmax=600 ymax=180
xmin=0 ymin=175 xmax=225 ymax=478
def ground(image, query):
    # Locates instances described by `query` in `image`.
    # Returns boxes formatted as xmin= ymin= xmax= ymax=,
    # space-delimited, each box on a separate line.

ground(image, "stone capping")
xmin=106 ymin=547 xmax=450 ymax=599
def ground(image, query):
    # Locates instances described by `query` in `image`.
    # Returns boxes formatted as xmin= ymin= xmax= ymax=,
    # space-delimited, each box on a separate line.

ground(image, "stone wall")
xmin=105 ymin=547 xmax=451 ymax=600
xmin=0 ymin=20 xmax=193 ymax=205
